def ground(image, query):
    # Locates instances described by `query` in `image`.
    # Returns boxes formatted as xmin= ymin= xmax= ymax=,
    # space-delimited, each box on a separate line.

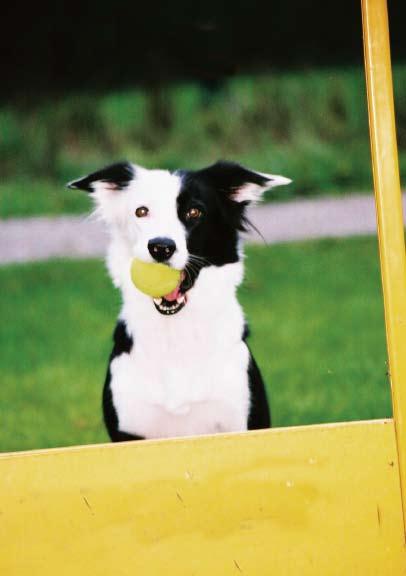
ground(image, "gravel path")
xmin=1 ymin=193 xmax=405 ymax=264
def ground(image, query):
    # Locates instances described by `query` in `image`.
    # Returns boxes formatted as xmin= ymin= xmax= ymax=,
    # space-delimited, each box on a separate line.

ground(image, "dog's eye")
xmin=135 ymin=206 xmax=149 ymax=218
xmin=185 ymin=207 xmax=202 ymax=221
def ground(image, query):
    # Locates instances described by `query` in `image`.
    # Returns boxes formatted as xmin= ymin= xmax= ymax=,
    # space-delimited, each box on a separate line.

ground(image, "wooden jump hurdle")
xmin=1 ymin=0 xmax=405 ymax=573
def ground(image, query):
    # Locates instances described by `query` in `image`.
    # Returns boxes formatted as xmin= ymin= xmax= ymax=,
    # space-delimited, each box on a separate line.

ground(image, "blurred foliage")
xmin=2 ymin=64 xmax=406 ymax=217
xmin=0 ymin=237 xmax=389 ymax=451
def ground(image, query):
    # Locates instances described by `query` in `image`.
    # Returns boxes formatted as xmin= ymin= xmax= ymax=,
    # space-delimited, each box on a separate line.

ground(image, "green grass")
xmin=0 ymin=236 xmax=390 ymax=453
xmin=3 ymin=63 xmax=406 ymax=218
xmin=0 ymin=178 xmax=91 ymax=219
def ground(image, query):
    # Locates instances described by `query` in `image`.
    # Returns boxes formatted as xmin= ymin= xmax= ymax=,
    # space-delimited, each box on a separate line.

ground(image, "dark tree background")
xmin=2 ymin=0 xmax=405 ymax=99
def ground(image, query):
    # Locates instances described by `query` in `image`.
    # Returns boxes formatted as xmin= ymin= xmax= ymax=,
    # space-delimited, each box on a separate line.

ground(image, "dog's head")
xmin=68 ymin=161 xmax=291 ymax=315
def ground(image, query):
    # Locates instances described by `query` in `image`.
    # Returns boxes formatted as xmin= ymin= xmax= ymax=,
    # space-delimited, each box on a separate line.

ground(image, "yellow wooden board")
xmin=362 ymin=0 xmax=406 ymax=531
xmin=1 ymin=419 xmax=405 ymax=575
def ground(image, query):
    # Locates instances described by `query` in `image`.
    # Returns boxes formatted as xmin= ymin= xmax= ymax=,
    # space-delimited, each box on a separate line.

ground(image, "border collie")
xmin=68 ymin=161 xmax=291 ymax=441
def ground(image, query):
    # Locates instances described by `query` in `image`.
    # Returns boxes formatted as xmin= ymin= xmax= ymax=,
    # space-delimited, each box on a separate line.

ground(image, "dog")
xmin=68 ymin=161 xmax=291 ymax=441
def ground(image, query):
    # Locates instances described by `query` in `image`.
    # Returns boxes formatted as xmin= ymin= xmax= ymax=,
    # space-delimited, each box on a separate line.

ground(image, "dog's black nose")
xmin=148 ymin=238 xmax=176 ymax=262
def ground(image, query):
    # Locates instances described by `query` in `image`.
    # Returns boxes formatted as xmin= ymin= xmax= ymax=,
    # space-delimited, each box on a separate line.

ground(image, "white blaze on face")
xmin=114 ymin=167 xmax=188 ymax=270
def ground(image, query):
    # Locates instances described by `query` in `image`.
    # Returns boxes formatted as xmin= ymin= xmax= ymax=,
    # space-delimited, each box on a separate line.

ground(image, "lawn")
xmin=0 ymin=178 xmax=91 ymax=219
xmin=0 ymin=236 xmax=390 ymax=453
xmin=4 ymin=63 xmax=406 ymax=218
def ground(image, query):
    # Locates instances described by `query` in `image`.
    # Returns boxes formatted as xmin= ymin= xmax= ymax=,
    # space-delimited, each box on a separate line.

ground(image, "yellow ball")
xmin=130 ymin=258 xmax=182 ymax=298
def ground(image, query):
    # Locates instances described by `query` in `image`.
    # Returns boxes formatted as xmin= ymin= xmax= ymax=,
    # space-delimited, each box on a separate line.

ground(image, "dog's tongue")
xmin=163 ymin=271 xmax=185 ymax=301
xmin=164 ymin=285 xmax=182 ymax=301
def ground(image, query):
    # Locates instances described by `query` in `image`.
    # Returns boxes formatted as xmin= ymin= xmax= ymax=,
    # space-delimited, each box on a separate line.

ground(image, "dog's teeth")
xmin=153 ymin=291 xmax=188 ymax=315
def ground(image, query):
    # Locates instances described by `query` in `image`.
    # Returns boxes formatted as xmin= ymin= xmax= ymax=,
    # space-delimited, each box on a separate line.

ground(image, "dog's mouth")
xmin=153 ymin=293 xmax=187 ymax=315
xmin=152 ymin=260 xmax=205 ymax=316
xmin=153 ymin=271 xmax=188 ymax=316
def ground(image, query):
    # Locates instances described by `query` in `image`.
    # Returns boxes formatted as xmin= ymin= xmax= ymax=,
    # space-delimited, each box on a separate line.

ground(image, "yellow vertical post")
xmin=362 ymin=0 xmax=406 ymax=534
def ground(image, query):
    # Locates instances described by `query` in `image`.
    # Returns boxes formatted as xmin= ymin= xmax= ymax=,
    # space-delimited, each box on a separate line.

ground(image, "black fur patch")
xmin=246 ymin=350 xmax=271 ymax=430
xmin=102 ymin=320 xmax=144 ymax=442
xmin=176 ymin=162 xmax=250 ymax=263
xmin=176 ymin=161 xmax=265 ymax=291
xmin=242 ymin=326 xmax=271 ymax=429
xmin=67 ymin=161 xmax=134 ymax=193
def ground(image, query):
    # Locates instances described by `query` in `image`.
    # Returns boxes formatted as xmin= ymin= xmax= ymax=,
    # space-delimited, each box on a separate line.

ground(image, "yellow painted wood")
xmin=362 ymin=0 xmax=406 ymax=533
xmin=1 ymin=420 xmax=405 ymax=575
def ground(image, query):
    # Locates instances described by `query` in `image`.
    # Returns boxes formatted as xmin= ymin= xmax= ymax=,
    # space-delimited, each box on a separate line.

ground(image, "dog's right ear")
xmin=67 ymin=162 xmax=135 ymax=193
xmin=197 ymin=161 xmax=291 ymax=204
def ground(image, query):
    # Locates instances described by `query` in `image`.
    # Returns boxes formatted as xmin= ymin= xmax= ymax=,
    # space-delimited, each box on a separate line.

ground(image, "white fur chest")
xmin=109 ymin=263 xmax=251 ymax=439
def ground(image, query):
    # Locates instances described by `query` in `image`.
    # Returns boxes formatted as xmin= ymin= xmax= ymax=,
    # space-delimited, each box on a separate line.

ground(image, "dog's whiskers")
xmin=188 ymin=254 xmax=210 ymax=266
xmin=183 ymin=265 xmax=193 ymax=285
xmin=185 ymin=262 xmax=200 ymax=277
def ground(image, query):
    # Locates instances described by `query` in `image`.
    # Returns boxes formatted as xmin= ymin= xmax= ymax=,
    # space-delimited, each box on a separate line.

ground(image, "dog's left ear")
xmin=202 ymin=161 xmax=291 ymax=203
xmin=67 ymin=162 xmax=135 ymax=193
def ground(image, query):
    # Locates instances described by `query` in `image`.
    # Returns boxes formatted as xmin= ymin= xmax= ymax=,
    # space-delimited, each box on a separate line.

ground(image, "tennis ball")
xmin=130 ymin=258 xmax=182 ymax=298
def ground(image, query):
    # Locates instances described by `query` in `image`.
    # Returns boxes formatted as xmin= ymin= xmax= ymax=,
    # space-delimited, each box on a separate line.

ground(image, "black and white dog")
xmin=68 ymin=161 xmax=291 ymax=441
